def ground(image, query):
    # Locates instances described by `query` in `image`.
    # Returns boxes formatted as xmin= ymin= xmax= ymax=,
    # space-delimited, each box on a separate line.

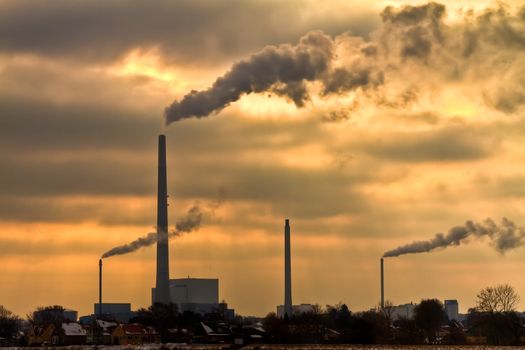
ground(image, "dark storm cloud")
xmin=0 ymin=0 xmax=377 ymax=65
xmin=361 ymin=127 xmax=497 ymax=162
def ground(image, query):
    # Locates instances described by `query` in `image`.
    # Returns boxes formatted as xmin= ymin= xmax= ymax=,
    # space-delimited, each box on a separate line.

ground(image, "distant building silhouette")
xmin=444 ymin=299 xmax=459 ymax=321
xmin=152 ymin=277 xmax=233 ymax=316
xmin=390 ymin=303 xmax=416 ymax=320
xmin=93 ymin=303 xmax=134 ymax=323
xmin=276 ymin=303 xmax=315 ymax=318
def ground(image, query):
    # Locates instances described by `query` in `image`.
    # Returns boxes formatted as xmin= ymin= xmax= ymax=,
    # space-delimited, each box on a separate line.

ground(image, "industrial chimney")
xmin=98 ymin=259 xmax=103 ymax=316
xmin=155 ymin=134 xmax=171 ymax=304
xmin=284 ymin=219 xmax=292 ymax=318
xmin=380 ymin=258 xmax=384 ymax=309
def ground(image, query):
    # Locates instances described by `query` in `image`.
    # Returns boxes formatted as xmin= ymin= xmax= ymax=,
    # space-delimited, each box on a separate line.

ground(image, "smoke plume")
xmin=165 ymin=2 xmax=525 ymax=124
xmin=383 ymin=218 xmax=525 ymax=258
xmin=101 ymin=203 xmax=207 ymax=259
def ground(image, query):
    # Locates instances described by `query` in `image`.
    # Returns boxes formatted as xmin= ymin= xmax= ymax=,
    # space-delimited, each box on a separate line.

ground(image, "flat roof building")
xmin=444 ymin=300 xmax=459 ymax=321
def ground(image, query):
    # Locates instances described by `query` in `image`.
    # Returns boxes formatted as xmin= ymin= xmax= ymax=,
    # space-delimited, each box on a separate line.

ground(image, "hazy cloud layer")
xmin=0 ymin=0 xmax=377 ymax=66
xmin=361 ymin=126 xmax=498 ymax=162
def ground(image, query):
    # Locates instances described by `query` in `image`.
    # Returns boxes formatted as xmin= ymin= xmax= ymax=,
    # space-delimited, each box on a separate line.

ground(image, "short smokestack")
xmin=284 ymin=218 xmax=292 ymax=318
xmin=98 ymin=259 xmax=103 ymax=316
xmin=380 ymin=258 xmax=384 ymax=309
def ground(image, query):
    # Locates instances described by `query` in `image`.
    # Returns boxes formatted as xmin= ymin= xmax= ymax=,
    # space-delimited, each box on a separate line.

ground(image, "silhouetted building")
xmin=94 ymin=303 xmax=134 ymax=323
xmin=153 ymin=278 xmax=226 ymax=314
xmin=444 ymin=299 xmax=459 ymax=321
xmin=111 ymin=324 xmax=158 ymax=345
xmin=390 ymin=303 xmax=416 ymax=320
xmin=276 ymin=303 xmax=315 ymax=318
xmin=61 ymin=322 xmax=87 ymax=345
xmin=64 ymin=310 xmax=78 ymax=322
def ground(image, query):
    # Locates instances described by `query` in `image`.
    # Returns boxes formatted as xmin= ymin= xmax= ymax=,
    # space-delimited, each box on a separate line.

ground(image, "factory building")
xmin=444 ymin=300 xmax=459 ymax=321
xmin=94 ymin=303 xmax=134 ymax=323
xmin=152 ymin=278 xmax=233 ymax=316
xmin=389 ymin=303 xmax=416 ymax=320
xmin=170 ymin=278 xmax=218 ymax=305
xmin=276 ymin=303 xmax=316 ymax=318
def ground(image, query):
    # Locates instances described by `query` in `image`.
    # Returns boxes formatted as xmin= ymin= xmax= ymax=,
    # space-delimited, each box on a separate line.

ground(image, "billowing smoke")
xmin=164 ymin=30 xmax=381 ymax=123
xmin=165 ymin=2 xmax=525 ymax=124
xmin=383 ymin=218 xmax=525 ymax=258
xmin=101 ymin=203 xmax=206 ymax=259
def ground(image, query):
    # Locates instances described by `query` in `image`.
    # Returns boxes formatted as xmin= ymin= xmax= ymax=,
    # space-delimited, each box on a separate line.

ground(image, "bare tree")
xmin=476 ymin=284 xmax=520 ymax=313
xmin=0 ymin=305 xmax=21 ymax=342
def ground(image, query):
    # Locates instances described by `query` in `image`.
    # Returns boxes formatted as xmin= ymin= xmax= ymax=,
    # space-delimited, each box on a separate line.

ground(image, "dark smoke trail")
xmin=101 ymin=203 xmax=206 ymax=259
xmin=165 ymin=31 xmax=382 ymax=123
xmin=383 ymin=218 xmax=525 ymax=258
xmin=165 ymin=2 xmax=525 ymax=124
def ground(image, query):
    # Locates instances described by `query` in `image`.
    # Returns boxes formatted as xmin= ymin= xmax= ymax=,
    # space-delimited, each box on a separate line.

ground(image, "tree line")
xmin=0 ymin=284 xmax=523 ymax=345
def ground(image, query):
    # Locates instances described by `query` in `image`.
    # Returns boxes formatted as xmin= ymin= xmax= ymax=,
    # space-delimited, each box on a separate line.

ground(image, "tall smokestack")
xmin=99 ymin=259 xmax=102 ymax=316
xmin=380 ymin=258 xmax=384 ymax=310
xmin=284 ymin=219 xmax=292 ymax=318
xmin=155 ymin=134 xmax=170 ymax=304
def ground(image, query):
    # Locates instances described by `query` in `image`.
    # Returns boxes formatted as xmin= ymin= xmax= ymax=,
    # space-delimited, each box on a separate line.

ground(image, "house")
xmin=95 ymin=319 xmax=118 ymax=345
xmin=61 ymin=322 xmax=87 ymax=345
xmin=195 ymin=322 xmax=232 ymax=343
xmin=27 ymin=324 xmax=55 ymax=346
xmin=112 ymin=324 xmax=144 ymax=345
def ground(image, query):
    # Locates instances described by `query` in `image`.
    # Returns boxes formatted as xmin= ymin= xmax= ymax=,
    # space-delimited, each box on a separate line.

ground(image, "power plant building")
xmin=444 ymin=300 xmax=459 ymax=321
xmin=276 ymin=304 xmax=315 ymax=318
xmin=152 ymin=278 xmax=224 ymax=315
xmin=389 ymin=303 xmax=416 ymax=320
xmin=94 ymin=303 xmax=134 ymax=323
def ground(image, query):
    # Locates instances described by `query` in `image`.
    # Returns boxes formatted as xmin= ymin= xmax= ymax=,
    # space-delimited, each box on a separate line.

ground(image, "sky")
xmin=1 ymin=0 xmax=525 ymax=318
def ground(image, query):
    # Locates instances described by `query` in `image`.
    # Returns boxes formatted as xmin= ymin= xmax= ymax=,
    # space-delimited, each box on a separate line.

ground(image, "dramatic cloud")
xmin=165 ymin=2 xmax=525 ymax=124
xmin=0 ymin=0 xmax=376 ymax=65
xmin=3 ymin=1 xmax=525 ymax=317
xmin=383 ymin=218 xmax=525 ymax=257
